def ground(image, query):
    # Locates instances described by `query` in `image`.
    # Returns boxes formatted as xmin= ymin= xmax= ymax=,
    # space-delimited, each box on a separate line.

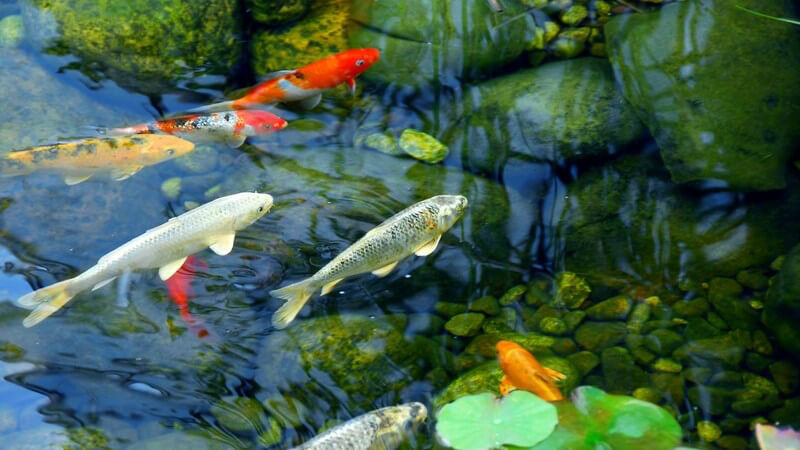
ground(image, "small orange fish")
xmin=165 ymin=255 xmax=209 ymax=338
xmin=195 ymin=48 xmax=380 ymax=112
xmin=496 ymin=340 xmax=566 ymax=401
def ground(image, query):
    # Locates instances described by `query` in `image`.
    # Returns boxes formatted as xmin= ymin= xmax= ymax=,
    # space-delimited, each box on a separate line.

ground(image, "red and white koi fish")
xmin=194 ymin=48 xmax=380 ymax=112
xmin=101 ymin=110 xmax=287 ymax=148
xmin=165 ymin=255 xmax=210 ymax=338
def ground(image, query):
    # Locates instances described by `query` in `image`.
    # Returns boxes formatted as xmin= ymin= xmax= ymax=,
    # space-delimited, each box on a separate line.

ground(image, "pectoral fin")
xmin=499 ymin=375 xmax=517 ymax=396
xmin=261 ymin=69 xmax=296 ymax=81
xmin=296 ymin=93 xmax=322 ymax=110
xmin=320 ymin=278 xmax=342 ymax=296
xmin=159 ymin=256 xmax=188 ymax=281
xmin=91 ymin=277 xmax=117 ymax=291
xmin=414 ymin=235 xmax=441 ymax=256
xmin=345 ymin=78 xmax=356 ymax=95
xmin=110 ymin=166 xmax=142 ymax=181
xmin=224 ymin=135 xmax=247 ymax=148
xmin=371 ymin=261 xmax=398 ymax=278
xmin=64 ymin=174 xmax=92 ymax=185
xmin=209 ymin=233 xmax=236 ymax=256
xmin=542 ymin=367 xmax=567 ymax=381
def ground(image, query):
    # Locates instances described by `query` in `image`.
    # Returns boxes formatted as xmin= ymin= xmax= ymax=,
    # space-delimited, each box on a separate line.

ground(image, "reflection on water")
xmin=0 ymin=0 xmax=799 ymax=448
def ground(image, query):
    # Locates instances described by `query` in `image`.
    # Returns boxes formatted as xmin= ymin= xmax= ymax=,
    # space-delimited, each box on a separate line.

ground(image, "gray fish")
xmin=292 ymin=402 xmax=427 ymax=450
xmin=17 ymin=192 xmax=273 ymax=327
xmin=270 ymin=195 xmax=468 ymax=329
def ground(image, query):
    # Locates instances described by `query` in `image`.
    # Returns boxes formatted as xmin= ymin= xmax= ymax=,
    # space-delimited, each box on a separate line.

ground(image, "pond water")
xmin=0 ymin=0 xmax=799 ymax=448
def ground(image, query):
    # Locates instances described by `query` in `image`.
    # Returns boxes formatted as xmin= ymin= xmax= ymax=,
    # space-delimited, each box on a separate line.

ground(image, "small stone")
xmin=553 ymin=271 xmax=590 ymax=309
xmin=435 ymin=302 xmax=468 ymax=317
xmin=769 ymin=360 xmax=799 ymax=394
xmin=731 ymin=395 xmax=782 ymax=416
xmin=539 ymin=317 xmax=568 ymax=336
xmin=470 ymin=295 xmax=500 ymax=316
xmin=445 ymin=313 xmax=485 ymax=337
xmin=749 ymin=299 xmax=764 ymax=310
xmin=720 ymin=415 xmax=750 ymax=433
xmin=560 ymin=5 xmax=587 ymax=25
xmin=160 ymin=177 xmax=182 ymax=199
xmin=674 ymin=333 xmax=745 ymax=367
xmin=743 ymin=372 xmax=779 ymax=396
xmin=769 ymin=397 xmax=800 ymax=428
xmin=708 ymin=278 xmax=757 ymax=330
xmin=625 ymin=302 xmax=650 ymax=333
xmin=716 ymin=435 xmax=748 ymax=450
xmin=176 ymin=144 xmax=217 ymax=174
xmin=211 ymin=396 xmax=266 ymax=432
xmin=736 ymin=269 xmax=768 ymax=290
xmin=688 ymin=385 xmax=735 ymax=415
xmin=574 ymin=321 xmax=627 ymax=351
xmin=709 ymin=371 xmax=743 ymax=388
xmin=551 ymin=27 xmax=589 ymax=59
xmin=563 ymin=310 xmax=586 ymax=331
xmin=751 ymin=330 xmax=773 ymax=355
xmin=499 ymin=284 xmax=527 ymax=305
xmin=651 ymin=358 xmax=682 ymax=373
xmin=482 ymin=307 xmax=517 ymax=333
xmin=586 ymin=295 xmax=632 ymax=320
xmin=398 ymin=129 xmax=449 ymax=164
xmin=464 ymin=332 xmax=556 ymax=357
xmin=625 ymin=334 xmax=656 ymax=365
xmin=672 ymin=298 xmax=710 ymax=318
xmin=523 ymin=304 xmax=562 ymax=330
xmin=551 ymin=337 xmax=578 ymax=355
xmin=684 ymin=317 xmax=721 ymax=340
xmin=525 ymin=278 xmax=553 ymax=306
xmin=633 ymin=387 xmax=662 ymax=404
xmin=644 ymin=296 xmax=662 ymax=307
xmin=594 ymin=0 xmax=611 ymax=17
xmin=257 ymin=417 xmax=282 ymax=447
xmin=770 ymin=255 xmax=785 ymax=271
xmin=601 ymin=346 xmax=648 ymax=393
xmin=644 ymin=329 xmax=684 ymax=355
xmin=683 ymin=367 xmax=712 ymax=384
xmin=364 ymin=132 xmax=401 ymax=155
xmin=697 ymin=421 xmax=722 ymax=442
xmin=745 ymin=352 xmax=773 ymax=372
xmin=566 ymin=350 xmax=599 ymax=376
xmin=0 ymin=15 xmax=24 ymax=48
xmin=203 ymin=184 xmax=222 ymax=199
xmin=528 ymin=26 xmax=547 ymax=51
xmin=425 ymin=367 xmax=450 ymax=390
xmin=706 ymin=311 xmax=729 ymax=330
xmin=544 ymin=20 xmax=560 ymax=42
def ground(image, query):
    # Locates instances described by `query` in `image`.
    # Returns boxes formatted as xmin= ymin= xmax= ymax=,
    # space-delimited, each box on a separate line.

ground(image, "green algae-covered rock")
xmin=644 ymin=329 xmax=684 ymax=356
xmin=348 ymin=0 xmax=538 ymax=88
xmin=499 ymin=284 xmax=527 ymax=306
xmin=435 ymin=301 xmax=468 ymax=317
xmin=554 ymin=271 xmax=591 ymax=309
xmin=601 ymin=346 xmax=649 ymax=393
xmin=567 ymin=351 xmax=600 ymax=376
xmin=586 ymin=295 xmax=632 ymax=321
xmin=470 ymin=295 xmax=500 ymax=316
xmin=210 ymin=396 xmax=267 ymax=433
xmin=539 ymin=317 xmax=568 ymax=336
xmin=574 ymin=321 xmax=627 ymax=352
xmin=605 ymin=0 xmax=800 ymax=191
xmin=454 ymin=58 xmax=644 ymax=171
xmin=697 ymin=421 xmax=722 ymax=442
xmin=769 ymin=360 xmax=799 ymax=395
xmin=764 ymin=243 xmax=800 ymax=358
xmin=363 ymin=132 xmax=402 ymax=156
xmin=255 ymin=315 xmax=424 ymax=409
xmin=708 ymin=277 xmax=758 ymax=329
xmin=0 ymin=14 xmax=23 ymax=48
xmin=247 ymin=0 xmax=310 ymax=25
xmin=398 ymin=129 xmax=449 ymax=164
xmin=251 ymin=0 xmax=349 ymax=77
xmin=445 ymin=312 xmax=485 ymax=337
xmin=22 ymin=0 xmax=241 ymax=94
xmin=465 ymin=332 xmax=556 ymax=358
xmin=674 ymin=333 xmax=744 ymax=367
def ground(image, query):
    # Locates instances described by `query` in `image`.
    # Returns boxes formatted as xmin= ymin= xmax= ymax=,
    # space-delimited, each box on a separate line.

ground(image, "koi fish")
xmin=165 ymin=255 xmax=210 ymax=338
xmin=291 ymin=402 xmax=427 ymax=450
xmin=496 ymin=340 xmax=566 ymax=401
xmin=271 ymin=195 xmax=468 ymax=329
xmin=17 ymin=192 xmax=273 ymax=327
xmin=195 ymin=48 xmax=380 ymax=112
xmin=755 ymin=423 xmax=800 ymax=450
xmin=0 ymin=135 xmax=194 ymax=185
xmin=102 ymin=110 xmax=288 ymax=148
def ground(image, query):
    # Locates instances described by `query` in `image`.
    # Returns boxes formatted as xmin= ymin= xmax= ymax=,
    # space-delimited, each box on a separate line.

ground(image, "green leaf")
xmin=436 ymin=391 xmax=558 ymax=450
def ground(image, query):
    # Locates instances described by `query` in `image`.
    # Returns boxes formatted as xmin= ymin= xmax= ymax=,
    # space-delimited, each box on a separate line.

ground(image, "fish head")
xmin=337 ymin=48 xmax=381 ymax=80
xmin=374 ymin=402 xmax=427 ymax=447
xmin=228 ymin=192 xmax=274 ymax=230
xmin=136 ymin=135 xmax=195 ymax=162
xmin=430 ymin=194 xmax=468 ymax=231
xmin=239 ymin=110 xmax=288 ymax=136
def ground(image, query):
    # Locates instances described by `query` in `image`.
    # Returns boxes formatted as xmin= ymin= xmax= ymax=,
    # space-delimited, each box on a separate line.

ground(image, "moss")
xmin=399 ymin=129 xmax=449 ymax=164
xmin=0 ymin=14 xmax=23 ymax=48
xmin=247 ymin=0 xmax=310 ymax=25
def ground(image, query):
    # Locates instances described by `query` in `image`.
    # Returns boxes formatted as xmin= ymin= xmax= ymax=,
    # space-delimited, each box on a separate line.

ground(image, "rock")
xmin=567 ymin=351 xmax=600 ymax=376
xmin=586 ymin=295 xmax=632 ymax=320
xmin=651 ymin=358 xmax=682 ymax=373
xmin=525 ymin=278 xmax=553 ymax=306
xmin=0 ymin=14 xmax=23 ymax=47
xmin=751 ymin=330 xmax=773 ymax=356
xmin=560 ymin=5 xmax=588 ymax=25
xmin=716 ymin=435 xmax=748 ymax=450
xmin=626 ymin=302 xmax=650 ymax=333
xmin=247 ymin=0 xmax=310 ymax=25
xmin=210 ymin=396 xmax=267 ymax=433
xmin=601 ymin=346 xmax=648 ymax=393
xmin=539 ymin=317 xmax=568 ymax=336
xmin=683 ymin=367 xmax=712 ymax=385
xmin=626 ymin=334 xmax=656 ymax=366
xmin=633 ymin=387 xmax=662 ymax=404
xmin=464 ymin=332 xmax=555 ymax=358
xmin=736 ymin=269 xmax=769 ymax=290
xmin=453 ymin=58 xmax=645 ymax=173
xmin=769 ymin=360 xmax=799 ymax=394
xmin=688 ymin=385 xmax=735 ymax=416
xmin=498 ymin=284 xmax=527 ymax=306
xmin=348 ymin=0 xmax=538 ymax=88
xmin=252 ymin=0 xmax=349 ymax=77
xmin=481 ymin=307 xmax=517 ymax=334
xmin=362 ymin=132 xmax=402 ymax=156
xmin=398 ymin=129 xmax=449 ymax=164
xmin=707 ymin=278 xmax=758 ymax=330
xmin=764 ymin=243 xmax=800 ymax=357
xmin=522 ymin=304 xmax=562 ymax=330
xmin=684 ymin=317 xmax=720 ymax=341
xmin=709 ymin=371 xmax=743 ymax=389
xmin=644 ymin=329 xmax=684 ymax=356
xmin=434 ymin=301 xmax=467 ymax=317
xmin=21 ymin=0 xmax=241 ymax=94
xmin=575 ymin=321 xmax=627 ymax=352
xmin=433 ymin=362 xmax=502 ymax=410
xmin=254 ymin=315 xmax=424 ymax=409
xmin=469 ymin=295 xmax=499 ymax=316
xmin=651 ymin=372 xmax=685 ymax=404
xmin=745 ymin=352 xmax=772 ymax=373
xmin=674 ymin=333 xmax=745 ymax=367
xmin=539 ymin=355 xmax=581 ymax=393
xmin=742 ymin=372 xmax=779 ymax=396
xmin=554 ymin=271 xmax=591 ymax=309
xmin=730 ymin=395 xmax=782 ymax=416
xmin=551 ymin=27 xmax=589 ymax=59
xmin=160 ymin=177 xmax=182 ymax=200
xmin=605 ymin=0 xmax=800 ymax=191
xmin=563 ymin=310 xmax=586 ymax=332
xmin=697 ymin=421 xmax=722 ymax=442
xmin=672 ymin=298 xmax=710 ymax=318
xmin=445 ymin=313 xmax=485 ymax=337
xmin=769 ymin=397 xmax=800 ymax=428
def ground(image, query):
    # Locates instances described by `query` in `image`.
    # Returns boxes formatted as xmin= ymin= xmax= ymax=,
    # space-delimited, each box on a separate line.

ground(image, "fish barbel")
xmin=0 ymin=135 xmax=194 ymax=185
xmin=270 ymin=194 xmax=468 ymax=329
xmin=291 ymin=402 xmax=427 ymax=450
xmin=17 ymin=192 xmax=273 ymax=327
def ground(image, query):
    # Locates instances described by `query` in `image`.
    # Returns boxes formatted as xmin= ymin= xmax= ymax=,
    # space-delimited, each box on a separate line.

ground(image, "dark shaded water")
xmin=0 ymin=0 xmax=799 ymax=448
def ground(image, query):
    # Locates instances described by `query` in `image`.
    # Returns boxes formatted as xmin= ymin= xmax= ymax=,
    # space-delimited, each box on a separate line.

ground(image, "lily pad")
xmin=436 ymin=391 xmax=558 ymax=450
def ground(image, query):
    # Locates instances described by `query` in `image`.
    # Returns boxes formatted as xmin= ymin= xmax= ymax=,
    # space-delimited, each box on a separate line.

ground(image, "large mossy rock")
xmin=348 ymin=0 xmax=538 ymax=88
xmin=251 ymin=0 xmax=349 ymax=77
xmin=449 ymin=58 xmax=645 ymax=172
xmin=605 ymin=0 xmax=800 ymax=191
xmin=764 ymin=244 xmax=800 ymax=358
xmin=560 ymin=151 xmax=800 ymax=290
xmin=246 ymin=0 xmax=310 ymax=26
xmin=255 ymin=315 xmax=425 ymax=408
xmin=20 ymin=0 xmax=241 ymax=94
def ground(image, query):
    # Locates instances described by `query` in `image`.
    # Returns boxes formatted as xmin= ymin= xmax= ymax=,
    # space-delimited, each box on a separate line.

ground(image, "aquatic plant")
xmin=755 ymin=423 xmax=800 ymax=450
xmin=435 ymin=390 xmax=558 ymax=450
xmin=736 ymin=5 xmax=800 ymax=26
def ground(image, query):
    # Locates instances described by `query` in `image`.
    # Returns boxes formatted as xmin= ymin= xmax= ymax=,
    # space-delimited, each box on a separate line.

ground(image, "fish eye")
xmin=166 ymin=148 xmax=175 ymax=155
xmin=265 ymin=124 xmax=271 ymax=129
xmin=258 ymin=206 xmax=264 ymax=212
xmin=355 ymin=59 xmax=365 ymax=66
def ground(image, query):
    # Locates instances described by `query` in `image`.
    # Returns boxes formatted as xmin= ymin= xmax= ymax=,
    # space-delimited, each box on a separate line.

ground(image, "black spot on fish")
xmin=131 ymin=137 xmax=146 ymax=145
xmin=107 ymin=138 xmax=118 ymax=149
xmin=45 ymin=146 xmax=60 ymax=159
xmin=224 ymin=113 xmax=233 ymax=121
xmin=76 ymin=143 xmax=97 ymax=155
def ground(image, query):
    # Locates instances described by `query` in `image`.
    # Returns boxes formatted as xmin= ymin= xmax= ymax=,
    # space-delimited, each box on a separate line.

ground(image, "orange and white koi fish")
xmin=165 ymin=255 xmax=210 ymax=338
xmin=195 ymin=48 xmax=380 ymax=112
xmin=101 ymin=110 xmax=287 ymax=148
xmin=0 ymin=135 xmax=194 ymax=185
xmin=496 ymin=340 xmax=566 ymax=401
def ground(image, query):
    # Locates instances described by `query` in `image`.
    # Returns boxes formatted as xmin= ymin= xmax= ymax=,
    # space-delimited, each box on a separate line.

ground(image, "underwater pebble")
xmin=683 ymin=367 xmax=712 ymax=384
xmin=0 ymin=15 xmax=24 ymax=48
xmin=398 ymin=129 xmax=449 ymax=164
xmin=626 ymin=302 xmax=650 ymax=333
xmin=769 ymin=360 xmax=799 ymax=395
xmin=525 ymin=279 xmax=552 ymax=306
xmin=633 ymin=387 xmax=662 ymax=404
xmin=434 ymin=301 xmax=468 ymax=317
xmin=257 ymin=417 xmax=282 ymax=447
xmin=716 ymin=435 xmax=748 ymax=450
xmin=445 ymin=312 xmax=485 ymax=337
xmin=586 ymin=295 xmax=632 ymax=320
xmin=499 ymin=284 xmax=526 ymax=305
xmin=697 ymin=420 xmax=722 ymax=442
xmin=651 ymin=358 xmax=682 ymax=373
xmin=539 ymin=317 xmax=568 ymax=336
xmin=560 ymin=5 xmax=587 ymax=25
xmin=672 ymin=297 xmax=710 ymax=318
xmin=554 ymin=272 xmax=590 ymax=309
xmin=470 ymin=295 xmax=500 ymax=316
xmin=363 ymin=132 xmax=402 ymax=155
xmin=575 ymin=321 xmax=627 ymax=351
xmin=160 ymin=177 xmax=182 ymax=199
xmin=567 ymin=350 xmax=599 ymax=376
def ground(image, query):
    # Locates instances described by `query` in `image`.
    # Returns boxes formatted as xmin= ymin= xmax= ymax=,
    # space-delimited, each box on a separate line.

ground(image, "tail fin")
xmin=270 ymin=279 xmax=317 ymax=329
xmin=186 ymin=100 xmax=236 ymax=114
xmin=18 ymin=279 xmax=77 ymax=327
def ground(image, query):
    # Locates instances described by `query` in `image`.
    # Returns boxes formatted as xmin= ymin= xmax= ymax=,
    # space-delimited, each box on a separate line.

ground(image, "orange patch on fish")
xmin=165 ymin=255 xmax=210 ymax=338
xmin=496 ymin=340 xmax=566 ymax=401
